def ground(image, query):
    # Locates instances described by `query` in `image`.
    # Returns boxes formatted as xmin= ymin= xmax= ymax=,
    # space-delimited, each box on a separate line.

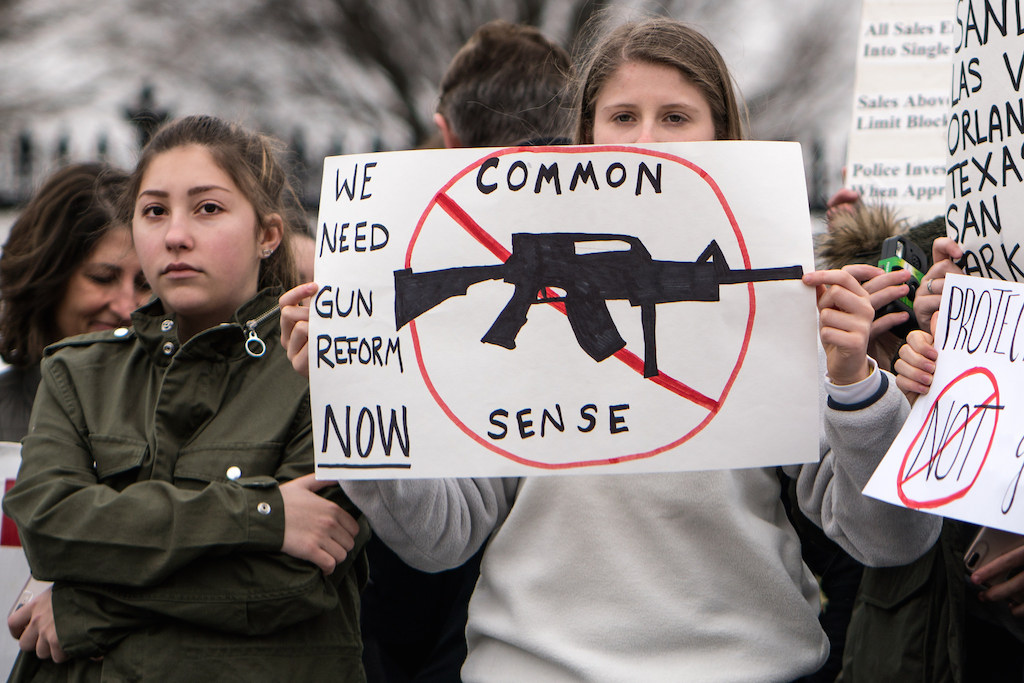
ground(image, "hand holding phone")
xmin=8 ymin=576 xmax=52 ymax=618
xmin=964 ymin=527 xmax=1024 ymax=590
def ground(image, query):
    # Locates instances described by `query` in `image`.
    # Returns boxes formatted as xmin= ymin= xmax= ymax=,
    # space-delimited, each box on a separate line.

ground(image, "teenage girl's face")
xmin=592 ymin=61 xmax=717 ymax=144
xmin=54 ymin=227 xmax=150 ymax=339
xmin=132 ymin=144 xmax=281 ymax=340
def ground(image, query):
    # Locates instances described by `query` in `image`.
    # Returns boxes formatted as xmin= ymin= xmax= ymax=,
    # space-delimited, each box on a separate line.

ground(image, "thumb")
xmin=930 ymin=311 xmax=938 ymax=337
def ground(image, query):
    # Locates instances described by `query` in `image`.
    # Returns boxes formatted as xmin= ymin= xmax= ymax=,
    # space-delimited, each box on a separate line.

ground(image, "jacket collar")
xmin=130 ymin=288 xmax=282 ymax=362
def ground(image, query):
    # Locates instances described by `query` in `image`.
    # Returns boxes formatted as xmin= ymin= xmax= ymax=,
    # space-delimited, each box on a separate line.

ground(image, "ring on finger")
xmin=926 ymin=279 xmax=934 ymax=294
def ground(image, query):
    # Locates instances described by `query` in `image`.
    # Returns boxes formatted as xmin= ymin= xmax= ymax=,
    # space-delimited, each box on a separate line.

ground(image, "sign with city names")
xmin=946 ymin=0 xmax=1024 ymax=282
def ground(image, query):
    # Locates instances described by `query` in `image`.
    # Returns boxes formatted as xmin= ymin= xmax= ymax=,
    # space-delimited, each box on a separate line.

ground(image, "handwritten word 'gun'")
xmin=394 ymin=233 xmax=803 ymax=377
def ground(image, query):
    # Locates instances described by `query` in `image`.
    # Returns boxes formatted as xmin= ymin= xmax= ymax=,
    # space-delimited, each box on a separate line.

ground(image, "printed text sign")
xmin=845 ymin=0 xmax=952 ymax=222
xmin=310 ymin=142 xmax=819 ymax=478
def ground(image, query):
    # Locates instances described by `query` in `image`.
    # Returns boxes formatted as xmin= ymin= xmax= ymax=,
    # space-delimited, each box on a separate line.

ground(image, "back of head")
xmin=123 ymin=115 xmax=301 ymax=292
xmin=572 ymin=17 xmax=745 ymax=143
xmin=437 ymin=20 xmax=571 ymax=147
xmin=0 ymin=163 xmax=128 ymax=366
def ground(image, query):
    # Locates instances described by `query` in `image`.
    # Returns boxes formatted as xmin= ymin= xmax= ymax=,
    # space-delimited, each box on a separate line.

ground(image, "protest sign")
xmin=865 ymin=273 xmax=1024 ymax=532
xmin=844 ymin=0 xmax=953 ymax=222
xmin=947 ymin=0 xmax=1024 ymax=280
xmin=310 ymin=142 xmax=819 ymax=479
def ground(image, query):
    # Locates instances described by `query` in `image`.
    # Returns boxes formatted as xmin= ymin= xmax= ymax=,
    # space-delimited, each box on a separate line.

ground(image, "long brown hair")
xmin=121 ymin=115 xmax=301 ymax=293
xmin=0 ymin=163 xmax=130 ymax=367
xmin=572 ymin=18 xmax=746 ymax=143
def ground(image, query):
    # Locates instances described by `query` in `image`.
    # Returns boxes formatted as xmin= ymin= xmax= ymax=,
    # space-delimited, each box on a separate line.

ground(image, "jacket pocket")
xmin=173 ymin=443 xmax=281 ymax=487
xmin=89 ymin=435 xmax=148 ymax=490
xmin=842 ymin=545 xmax=949 ymax=682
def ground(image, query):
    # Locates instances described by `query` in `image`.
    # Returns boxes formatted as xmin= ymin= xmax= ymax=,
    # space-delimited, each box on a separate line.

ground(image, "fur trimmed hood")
xmin=816 ymin=203 xmax=944 ymax=270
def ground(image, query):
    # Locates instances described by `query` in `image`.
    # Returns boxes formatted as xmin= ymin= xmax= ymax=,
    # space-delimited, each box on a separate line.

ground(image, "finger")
xmin=33 ymin=630 xmax=50 ymax=661
xmin=331 ymin=506 xmax=361 ymax=539
xmin=311 ymin=545 xmax=338 ymax=575
xmin=8 ymin=605 xmax=29 ymax=638
xmin=818 ymin=284 xmax=874 ymax=319
xmin=279 ymin=282 xmax=318 ymax=309
xmin=914 ymin=294 xmax=942 ymax=331
xmin=802 ymin=268 xmax=868 ymax=291
xmin=895 ymin=372 xmax=930 ymax=398
xmin=871 ymin=310 xmax=911 ymax=336
xmin=861 ymin=268 xmax=913 ymax=295
xmin=974 ymin=544 xmax=1024 ymax=585
xmin=280 ymin=304 xmax=311 ymax=333
xmin=931 ymin=237 xmax=963 ymax=265
xmin=280 ymin=297 xmax=312 ymax=349
xmin=906 ymin=329 xmax=938 ymax=360
xmin=49 ymin=640 xmax=68 ymax=664
xmin=979 ymin=575 xmax=1024 ymax=604
xmin=818 ymin=327 xmax=867 ymax=355
xmin=897 ymin=342 xmax=936 ymax=375
xmin=867 ymin=283 xmax=911 ymax=312
xmin=893 ymin=358 xmax=934 ymax=394
xmin=930 ymin=311 xmax=939 ymax=337
xmin=818 ymin=305 xmax=871 ymax=338
xmin=840 ymin=263 xmax=886 ymax=283
xmin=286 ymin=320 xmax=309 ymax=360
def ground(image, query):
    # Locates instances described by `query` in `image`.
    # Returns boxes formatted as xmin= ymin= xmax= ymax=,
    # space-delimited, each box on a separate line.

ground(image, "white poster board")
xmin=1 ymin=442 xmax=29 ymax=673
xmin=865 ymin=274 xmax=1024 ymax=532
xmin=845 ymin=0 xmax=953 ymax=222
xmin=310 ymin=142 xmax=819 ymax=479
xmin=947 ymin=0 xmax=1024 ymax=280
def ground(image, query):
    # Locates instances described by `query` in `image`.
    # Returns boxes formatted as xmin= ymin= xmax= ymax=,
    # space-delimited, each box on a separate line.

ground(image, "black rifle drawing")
xmin=394 ymin=233 xmax=803 ymax=378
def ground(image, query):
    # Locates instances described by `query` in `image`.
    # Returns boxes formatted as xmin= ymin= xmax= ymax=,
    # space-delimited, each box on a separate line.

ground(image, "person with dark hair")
xmin=434 ymin=19 xmax=572 ymax=149
xmin=0 ymin=163 xmax=151 ymax=442
xmin=4 ymin=115 xmax=368 ymax=681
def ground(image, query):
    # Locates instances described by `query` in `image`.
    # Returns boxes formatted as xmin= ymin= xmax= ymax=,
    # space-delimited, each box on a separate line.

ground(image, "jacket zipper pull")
xmin=243 ymin=305 xmax=279 ymax=358
xmin=244 ymin=326 xmax=267 ymax=358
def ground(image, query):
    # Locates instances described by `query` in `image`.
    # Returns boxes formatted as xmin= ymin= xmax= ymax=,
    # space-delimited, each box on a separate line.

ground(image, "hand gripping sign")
xmin=310 ymin=142 xmax=819 ymax=479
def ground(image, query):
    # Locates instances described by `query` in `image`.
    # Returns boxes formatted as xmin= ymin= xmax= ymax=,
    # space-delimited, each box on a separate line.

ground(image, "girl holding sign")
xmin=282 ymin=18 xmax=937 ymax=682
xmin=4 ymin=116 xmax=368 ymax=681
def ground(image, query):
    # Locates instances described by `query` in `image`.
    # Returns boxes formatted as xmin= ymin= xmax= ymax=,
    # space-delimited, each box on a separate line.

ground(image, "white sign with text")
xmin=310 ymin=142 xmax=819 ymax=479
xmin=866 ymin=273 xmax=1024 ymax=532
xmin=845 ymin=0 xmax=953 ymax=222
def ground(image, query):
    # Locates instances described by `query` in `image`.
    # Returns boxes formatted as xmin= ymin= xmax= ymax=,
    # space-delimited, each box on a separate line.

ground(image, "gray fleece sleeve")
xmin=340 ymin=477 xmax=518 ymax=572
xmin=795 ymin=368 xmax=942 ymax=567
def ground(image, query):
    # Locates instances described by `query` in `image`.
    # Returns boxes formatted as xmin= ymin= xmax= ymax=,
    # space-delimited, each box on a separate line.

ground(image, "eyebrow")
xmin=136 ymin=185 xmax=232 ymax=200
xmin=599 ymin=102 xmax=702 ymax=111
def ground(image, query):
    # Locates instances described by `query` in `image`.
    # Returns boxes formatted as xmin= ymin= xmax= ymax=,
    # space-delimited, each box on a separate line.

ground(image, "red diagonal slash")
xmin=435 ymin=191 xmax=719 ymax=411
xmin=902 ymin=390 xmax=999 ymax=484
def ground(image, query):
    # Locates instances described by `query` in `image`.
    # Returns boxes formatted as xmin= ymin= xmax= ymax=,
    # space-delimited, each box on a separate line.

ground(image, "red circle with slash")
xmin=403 ymin=145 xmax=757 ymax=469
xmin=897 ymin=367 xmax=999 ymax=508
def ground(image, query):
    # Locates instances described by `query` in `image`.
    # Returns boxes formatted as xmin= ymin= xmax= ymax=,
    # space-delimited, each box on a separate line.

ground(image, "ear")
xmin=259 ymin=213 xmax=284 ymax=255
xmin=434 ymin=113 xmax=462 ymax=149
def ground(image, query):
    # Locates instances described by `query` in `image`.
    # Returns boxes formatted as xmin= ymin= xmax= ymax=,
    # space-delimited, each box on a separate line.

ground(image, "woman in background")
xmin=0 ymin=163 xmax=150 ymax=441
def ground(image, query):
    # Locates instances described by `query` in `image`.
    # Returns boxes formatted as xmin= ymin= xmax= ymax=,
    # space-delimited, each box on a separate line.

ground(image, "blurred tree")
xmin=0 ymin=0 xmax=859 ymax=203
